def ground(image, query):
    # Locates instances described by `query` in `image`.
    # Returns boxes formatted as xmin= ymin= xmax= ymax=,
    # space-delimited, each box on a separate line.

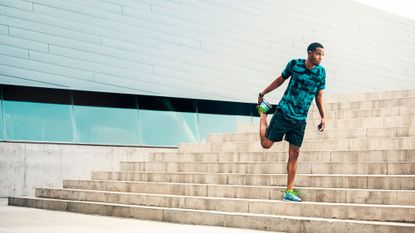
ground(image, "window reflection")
xmin=74 ymin=105 xmax=140 ymax=145
xmin=3 ymin=101 xmax=74 ymax=142
xmin=0 ymin=99 xmax=4 ymax=140
xmin=198 ymin=114 xmax=252 ymax=142
xmin=140 ymin=110 xmax=199 ymax=146
xmin=1 ymin=98 xmax=256 ymax=146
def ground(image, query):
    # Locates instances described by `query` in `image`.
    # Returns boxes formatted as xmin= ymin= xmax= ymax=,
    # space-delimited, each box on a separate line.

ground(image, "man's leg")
xmin=259 ymin=111 xmax=274 ymax=149
xmin=282 ymin=143 xmax=302 ymax=201
xmin=287 ymin=143 xmax=300 ymax=190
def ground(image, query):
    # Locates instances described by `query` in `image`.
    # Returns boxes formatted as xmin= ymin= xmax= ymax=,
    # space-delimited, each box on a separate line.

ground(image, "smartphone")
xmin=317 ymin=123 xmax=324 ymax=132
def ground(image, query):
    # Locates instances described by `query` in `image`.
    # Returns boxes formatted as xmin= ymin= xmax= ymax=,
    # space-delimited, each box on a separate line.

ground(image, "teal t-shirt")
xmin=277 ymin=59 xmax=326 ymax=122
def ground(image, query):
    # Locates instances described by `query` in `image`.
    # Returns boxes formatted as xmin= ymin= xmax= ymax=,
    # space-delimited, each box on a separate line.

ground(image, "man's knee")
xmin=289 ymin=144 xmax=300 ymax=159
xmin=290 ymin=147 xmax=300 ymax=154
xmin=261 ymin=139 xmax=273 ymax=149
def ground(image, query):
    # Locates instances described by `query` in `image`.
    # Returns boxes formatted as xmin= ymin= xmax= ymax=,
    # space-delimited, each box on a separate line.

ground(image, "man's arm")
xmin=258 ymin=75 xmax=286 ymax=104
xmin=315 ymin=89 xmax=326 ymax=130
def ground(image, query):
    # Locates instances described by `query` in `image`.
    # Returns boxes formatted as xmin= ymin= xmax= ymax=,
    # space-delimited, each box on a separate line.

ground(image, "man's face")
xmin=309 ymin=47 xmax=325 ymax=66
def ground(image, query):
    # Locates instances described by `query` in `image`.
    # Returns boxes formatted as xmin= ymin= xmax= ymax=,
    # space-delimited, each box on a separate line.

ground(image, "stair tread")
xmin=68 ymin=179 xmax=415 ymax=191
xmin=37 ymin=188 xmax=415 ymax=208
xmin=183 ymin=136 xmax=415 ymax=143
xmin=151 ymin=149 xmax=415 ymax=154
xmin=11 ymin=196 xmax=415 ymax=227
xmin=92 ymin=171 xmax=415 ymax=177
xmin=120 ymin=161 xmax=413 ymax=164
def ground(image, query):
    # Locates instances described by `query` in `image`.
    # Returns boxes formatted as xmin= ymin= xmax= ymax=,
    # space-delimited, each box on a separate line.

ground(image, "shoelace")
xmin=286 ymin=190 xmax=299 ymax=196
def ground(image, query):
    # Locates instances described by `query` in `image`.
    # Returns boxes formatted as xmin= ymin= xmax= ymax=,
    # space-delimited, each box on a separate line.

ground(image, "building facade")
xmin=0 ymin=0 xmax=414 ymax=146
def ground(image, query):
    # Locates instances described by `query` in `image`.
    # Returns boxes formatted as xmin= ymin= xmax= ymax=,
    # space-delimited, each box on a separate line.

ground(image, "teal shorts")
xmin=265 ymin=108 xmax=307 ymax=148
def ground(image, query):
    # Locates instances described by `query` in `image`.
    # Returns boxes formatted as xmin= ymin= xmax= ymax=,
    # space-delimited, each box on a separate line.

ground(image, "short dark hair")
xmin=307 ymin=42 xmax=324 ymax=52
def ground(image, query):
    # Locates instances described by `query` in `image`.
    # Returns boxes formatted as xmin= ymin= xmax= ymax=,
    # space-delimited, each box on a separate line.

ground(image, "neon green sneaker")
xmin=283 ymin=190 xmax=302 ymax=202
xmin=257 ymin=98 xmax=272 ymax=115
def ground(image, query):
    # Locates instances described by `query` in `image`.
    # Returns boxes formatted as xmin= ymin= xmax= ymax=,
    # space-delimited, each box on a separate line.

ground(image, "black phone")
xmin=317 ymin=123 xmax=324 ymax=132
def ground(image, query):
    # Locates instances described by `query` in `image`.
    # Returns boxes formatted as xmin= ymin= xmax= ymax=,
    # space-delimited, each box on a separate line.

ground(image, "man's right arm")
xmin=258 ymin=75 xmax=286 ymax=103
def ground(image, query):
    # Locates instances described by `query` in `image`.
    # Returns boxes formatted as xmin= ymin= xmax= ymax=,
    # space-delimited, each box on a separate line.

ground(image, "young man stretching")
xmin=257 ymin=42 xmax=326 ymax=202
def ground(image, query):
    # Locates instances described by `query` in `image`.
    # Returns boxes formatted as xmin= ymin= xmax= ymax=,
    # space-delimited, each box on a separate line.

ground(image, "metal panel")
xmin=0 ymin=0 xmax=414 ymax=102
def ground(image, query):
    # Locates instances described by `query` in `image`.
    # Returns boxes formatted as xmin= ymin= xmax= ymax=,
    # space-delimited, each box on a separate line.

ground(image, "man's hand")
xmin=258 ymin=95 xmax=263 ymax=105
xmin=318 ymin=117 xmax=326 ymax=132
xmin=315 ymin=90 xmax=325 ymax=132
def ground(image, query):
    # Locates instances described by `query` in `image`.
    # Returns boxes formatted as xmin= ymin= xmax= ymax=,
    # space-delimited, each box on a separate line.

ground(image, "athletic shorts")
xmin=265 ymin=108 xmax=307 ymax=148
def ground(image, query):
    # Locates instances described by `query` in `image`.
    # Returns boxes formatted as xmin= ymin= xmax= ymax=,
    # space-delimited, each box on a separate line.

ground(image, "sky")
xmin=354 ymin=0 xmax=415 ymax=20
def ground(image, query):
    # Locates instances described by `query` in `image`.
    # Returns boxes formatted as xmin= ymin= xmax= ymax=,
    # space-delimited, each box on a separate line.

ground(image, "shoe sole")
xmin=283 ymin=198 xmax=302 ymax=202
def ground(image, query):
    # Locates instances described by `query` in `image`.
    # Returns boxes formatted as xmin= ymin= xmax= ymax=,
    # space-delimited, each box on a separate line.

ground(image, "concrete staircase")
xmin=9 ymin=90 xmax=415 ymax=233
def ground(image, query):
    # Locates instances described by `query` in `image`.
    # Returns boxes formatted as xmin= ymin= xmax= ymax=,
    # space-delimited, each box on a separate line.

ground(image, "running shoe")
xmin=283 ymin=190 xmax=302 ymax=202
xmin=257 ymin=98 xmax=272 ymax=115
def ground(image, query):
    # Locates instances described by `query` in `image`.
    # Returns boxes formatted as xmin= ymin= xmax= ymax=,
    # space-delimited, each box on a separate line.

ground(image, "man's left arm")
xmin=315 ymin=90 xmax=326 ymax=131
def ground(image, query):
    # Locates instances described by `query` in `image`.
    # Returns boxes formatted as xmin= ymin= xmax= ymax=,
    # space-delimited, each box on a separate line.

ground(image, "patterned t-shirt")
xmin=277 ymin=59 xmax=326 ymax=122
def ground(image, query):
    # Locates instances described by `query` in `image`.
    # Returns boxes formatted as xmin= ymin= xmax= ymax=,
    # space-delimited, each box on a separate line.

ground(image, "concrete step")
xmin=306 ymin=106 xmax=415 ymax=120
xmin=90 ymin=172 xmax=415 ymax=189
xmin=146 ymin=150 xmax=415 ymax=163
xmin=63 ymin=180 xmax=415 ymax=205
xmin=326 ymin=89 xmax=415 ymax=103
xmin=118 ymin=161 xmax=414 ymax=175
xmin=322 ymin=97 xmax=415 ymax=111
xmin=208 ymin=127 xmax=415 ymax=142
xmin=34 ymin=188 xmax=415 ymax=223
xmin=9 ymin=196 xmax=415 ymax=233
xmin=257 ymin=96 xmax=415 ymax=119
xmin=238 ymin=115 xmax=415 ymax=133
xmin=179 ymin=137 xmax=415 ymax=153
xmin=311 ymin=115 xmax=415 ymax=129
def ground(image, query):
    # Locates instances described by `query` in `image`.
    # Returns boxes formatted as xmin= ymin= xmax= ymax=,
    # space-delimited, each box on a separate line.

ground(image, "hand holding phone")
xmin=317 ymin=123 xmax=324 ymax=133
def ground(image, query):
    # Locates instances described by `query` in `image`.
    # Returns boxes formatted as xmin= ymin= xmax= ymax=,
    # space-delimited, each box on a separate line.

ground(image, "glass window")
xmin=140 ymin=110 xmax=199 ymax=146
xmin=252 ymin=116 xmax=260 ymax=124
xmin=0 ymin=99 xmax=4 ymax=140
xmin=198 ymin=114 xmax=253 ymax=142
xmin=74 ymin=105 xmax=140 ymax=145
xmin=3 ymin=101 xmax=74 ymax=142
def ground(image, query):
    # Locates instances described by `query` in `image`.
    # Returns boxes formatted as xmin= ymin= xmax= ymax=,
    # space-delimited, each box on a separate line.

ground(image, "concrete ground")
xmin=0 ymin=198 xmax=274 ymax=233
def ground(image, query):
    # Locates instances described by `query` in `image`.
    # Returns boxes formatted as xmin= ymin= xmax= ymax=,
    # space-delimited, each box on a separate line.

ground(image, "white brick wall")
xmin=0 ymin=0 xmax=414 ymax=103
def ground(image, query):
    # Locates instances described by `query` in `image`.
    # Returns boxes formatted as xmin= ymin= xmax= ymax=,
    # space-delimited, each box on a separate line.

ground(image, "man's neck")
xmin=305 ymin=59 xmax=315 ymax=69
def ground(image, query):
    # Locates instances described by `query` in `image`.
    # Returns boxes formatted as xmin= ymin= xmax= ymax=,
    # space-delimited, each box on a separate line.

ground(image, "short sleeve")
xmin=281 ymin=60 xmax=295 ymax=79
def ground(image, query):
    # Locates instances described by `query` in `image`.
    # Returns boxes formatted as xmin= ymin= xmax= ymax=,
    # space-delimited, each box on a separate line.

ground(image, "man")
xmin=257 ymin=42 xmax=326 ymax=202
